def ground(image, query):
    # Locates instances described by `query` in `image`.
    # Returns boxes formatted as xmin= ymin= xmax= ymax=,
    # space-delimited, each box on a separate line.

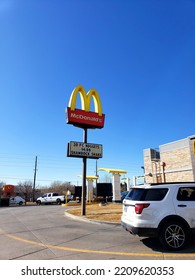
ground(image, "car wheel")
xmin=159 ymin=220 xmax=188 ymax=251
xmin=36 ymin=200 xmax=41 ymax=205
xmin=56 ymin=199 xmax=61 ymax=205
xmin=19 ymin=201 xmax=23 ymax=206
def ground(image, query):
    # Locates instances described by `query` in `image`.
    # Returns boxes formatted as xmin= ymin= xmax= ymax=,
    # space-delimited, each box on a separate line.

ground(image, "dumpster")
xmin=0 ymin=198 xmax=10 ymax=207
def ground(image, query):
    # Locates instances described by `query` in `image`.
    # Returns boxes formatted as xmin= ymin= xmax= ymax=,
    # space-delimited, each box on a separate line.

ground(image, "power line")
xmin=0 ymin=152 xmax=143 ymax=186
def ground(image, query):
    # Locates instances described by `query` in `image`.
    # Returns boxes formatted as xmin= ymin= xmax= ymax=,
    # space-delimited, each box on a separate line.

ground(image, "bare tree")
xmin=17 ymin=181 xmax=33 ymax=201
xmin=49 ymin=181 xmax=74 ymax=194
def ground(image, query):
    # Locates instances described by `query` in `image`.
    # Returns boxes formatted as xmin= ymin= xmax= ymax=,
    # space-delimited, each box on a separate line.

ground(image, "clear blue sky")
xmin=0 ymin=0 xmax=194 ymax=187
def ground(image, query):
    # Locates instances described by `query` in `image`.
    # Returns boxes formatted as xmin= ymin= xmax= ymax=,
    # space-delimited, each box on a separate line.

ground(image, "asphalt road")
xmin=0 ymin=205 xmax=195 ymax=260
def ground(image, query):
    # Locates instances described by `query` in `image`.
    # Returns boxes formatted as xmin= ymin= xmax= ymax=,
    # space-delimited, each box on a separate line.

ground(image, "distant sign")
xmin=67 ymin=141 xmax=103 ymax=159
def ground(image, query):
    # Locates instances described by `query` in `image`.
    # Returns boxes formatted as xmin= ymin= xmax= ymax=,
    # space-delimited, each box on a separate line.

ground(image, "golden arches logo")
xmin=66 ymin=85 xmax=105 ymax=129
xmin=68 ymin=85 xmax=102 ymax=116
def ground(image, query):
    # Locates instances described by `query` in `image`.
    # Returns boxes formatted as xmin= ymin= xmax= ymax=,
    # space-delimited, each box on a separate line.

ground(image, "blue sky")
xmin=0 ymin=0 xmax=194 ymax=187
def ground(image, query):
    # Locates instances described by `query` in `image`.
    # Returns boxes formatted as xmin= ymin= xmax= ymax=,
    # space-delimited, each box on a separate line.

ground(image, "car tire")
xmin=56 ymin=199 xmax=61 ymax=205
xmin=159 ymin=220 xmax=189 ymax=251
xmin=36 ymin=200 xmax=41 ymax=205
xmin=19 ymin=201 xmax=23 ymax=206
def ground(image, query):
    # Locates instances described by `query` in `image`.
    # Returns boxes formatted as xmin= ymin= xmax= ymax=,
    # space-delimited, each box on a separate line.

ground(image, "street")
xmin=0 ymin=205 xmax=195 ymax=260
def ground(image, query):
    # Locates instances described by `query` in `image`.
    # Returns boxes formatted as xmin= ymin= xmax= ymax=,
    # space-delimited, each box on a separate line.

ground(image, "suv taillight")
xmin=135 ymin=203 xmax=150 ymax=214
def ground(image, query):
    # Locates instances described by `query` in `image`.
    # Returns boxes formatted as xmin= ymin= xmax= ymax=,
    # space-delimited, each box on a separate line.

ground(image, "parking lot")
xmin=0 ymin=205 xmax=195 ymax=260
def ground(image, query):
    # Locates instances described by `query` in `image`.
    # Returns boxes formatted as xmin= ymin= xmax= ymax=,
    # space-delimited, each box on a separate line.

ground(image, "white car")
xmin=121 ymin=182 xmax=195 ymax=251
xmin=9 ymin=196 xmax=25 ymax=206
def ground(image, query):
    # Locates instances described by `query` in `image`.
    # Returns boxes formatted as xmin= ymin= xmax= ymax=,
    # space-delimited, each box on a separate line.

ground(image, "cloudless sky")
xmin=0 ymin=0 xmax=194 ymax=187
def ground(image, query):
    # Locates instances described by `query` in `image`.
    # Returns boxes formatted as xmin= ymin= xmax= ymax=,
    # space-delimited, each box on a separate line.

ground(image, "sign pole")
xmin=81 ymin=127 xmax=87 ymax=215
xmin=66 ymin=85 xmax=105 ymax=215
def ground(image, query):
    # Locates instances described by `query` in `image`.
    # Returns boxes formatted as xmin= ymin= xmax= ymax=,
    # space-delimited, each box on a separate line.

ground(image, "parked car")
xmin=9 ymin=196 xmax=25 ymax=206
xmin=121 ymin=182 xmax=195 ymax=251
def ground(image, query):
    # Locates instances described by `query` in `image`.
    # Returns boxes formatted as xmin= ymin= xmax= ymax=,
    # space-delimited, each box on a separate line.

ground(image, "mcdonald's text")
xmin=66 ymin=107 xmax=105 ymax=129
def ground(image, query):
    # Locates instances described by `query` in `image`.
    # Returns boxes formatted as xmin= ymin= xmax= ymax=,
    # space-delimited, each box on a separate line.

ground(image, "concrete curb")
xmin=64 ymin=209 xmax=120 ymax=226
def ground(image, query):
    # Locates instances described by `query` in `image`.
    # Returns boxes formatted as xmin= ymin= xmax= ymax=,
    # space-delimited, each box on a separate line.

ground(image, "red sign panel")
xmin=67 ymin=107 xmax=105 ymax=129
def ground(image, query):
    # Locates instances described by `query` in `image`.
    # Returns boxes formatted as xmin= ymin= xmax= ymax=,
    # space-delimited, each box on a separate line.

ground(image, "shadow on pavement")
xmin=141 ymin=237 xmax=195 ymax=254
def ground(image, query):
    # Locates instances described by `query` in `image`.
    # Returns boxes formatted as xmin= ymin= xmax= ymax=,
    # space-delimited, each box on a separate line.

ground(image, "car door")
xmin=9 ymin=197 xmax=15 ymax=205
xmin=51 ymin=193 xmax=57 ymax=202
xmin=174 ymin=186 xmax=195 ymax=228
xmin=42 ymin=194 xmax=48 ymax=203
xmin=47 ymin=193 xmax=53 ymax=202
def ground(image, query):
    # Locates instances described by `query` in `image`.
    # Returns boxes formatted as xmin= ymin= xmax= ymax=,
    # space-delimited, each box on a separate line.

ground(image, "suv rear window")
xmin=125 ymin=188 xmax=168 ymax=201
xmin=177 ymin=187 xmax=195 ymax=201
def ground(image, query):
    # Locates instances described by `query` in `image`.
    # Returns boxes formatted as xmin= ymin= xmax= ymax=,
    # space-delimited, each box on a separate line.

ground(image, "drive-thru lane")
xmin=0 ymin=205 xmax=195 ymax=260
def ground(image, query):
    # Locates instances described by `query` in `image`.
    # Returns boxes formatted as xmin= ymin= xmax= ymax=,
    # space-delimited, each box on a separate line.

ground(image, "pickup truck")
xmin=36 ymin=192 xmax=72 ymax=205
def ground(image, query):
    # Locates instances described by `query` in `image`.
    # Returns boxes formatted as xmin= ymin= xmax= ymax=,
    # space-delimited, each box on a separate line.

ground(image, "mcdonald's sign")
xmin=66 ymin=85 xmax=105 ymax=129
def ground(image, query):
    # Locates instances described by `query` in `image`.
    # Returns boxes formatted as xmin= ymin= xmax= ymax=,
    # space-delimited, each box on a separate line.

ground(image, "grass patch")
xmin=67 ymin=203 xmax=123 ymax=223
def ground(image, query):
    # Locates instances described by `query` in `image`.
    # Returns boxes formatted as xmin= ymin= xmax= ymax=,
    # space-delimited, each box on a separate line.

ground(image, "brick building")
xmin=143 ymin=135 xmax=195 ymax=183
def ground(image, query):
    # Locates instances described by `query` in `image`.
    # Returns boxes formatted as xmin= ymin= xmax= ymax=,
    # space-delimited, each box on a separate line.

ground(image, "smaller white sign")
xmin=68 ymin=141 xmax=103 ymax=159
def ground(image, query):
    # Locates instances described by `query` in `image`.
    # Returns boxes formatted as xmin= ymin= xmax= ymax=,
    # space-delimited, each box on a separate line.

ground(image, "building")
xmin=1 ymin=184 xmax=15 ymax=198
xmin=144 ymin=135 xmax=195 ymax=183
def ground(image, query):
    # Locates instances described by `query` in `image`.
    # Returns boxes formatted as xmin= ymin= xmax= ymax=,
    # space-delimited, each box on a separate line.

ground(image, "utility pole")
xmin=33 ymin=156 xmax=38 ymax=202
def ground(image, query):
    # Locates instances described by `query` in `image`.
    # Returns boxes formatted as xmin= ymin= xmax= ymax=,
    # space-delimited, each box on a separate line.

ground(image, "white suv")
xmin=121 ymin=182 xmax=195 ymax=251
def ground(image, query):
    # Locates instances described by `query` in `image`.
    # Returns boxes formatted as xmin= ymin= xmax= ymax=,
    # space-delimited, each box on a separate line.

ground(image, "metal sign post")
xmin=82 ymin=128 xmax=87 ymax=216
xmin=66 ymin=85 xmax=105 ymax=216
